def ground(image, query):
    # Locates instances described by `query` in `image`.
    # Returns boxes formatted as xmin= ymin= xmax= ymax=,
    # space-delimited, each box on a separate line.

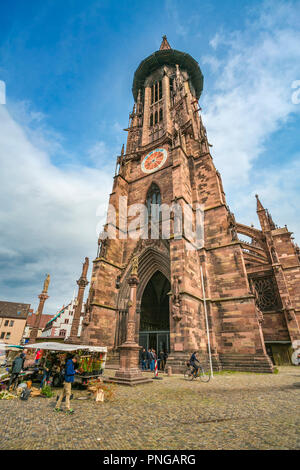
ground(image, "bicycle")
xmin=184 ymin=362 xmax=211 ymax=382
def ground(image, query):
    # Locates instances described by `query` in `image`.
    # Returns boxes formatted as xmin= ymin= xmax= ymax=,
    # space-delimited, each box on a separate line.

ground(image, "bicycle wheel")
xmin=184 ymin=367 xmax=195 ymax=381
xmin=199 ymin=366 xmax=211 ymax=383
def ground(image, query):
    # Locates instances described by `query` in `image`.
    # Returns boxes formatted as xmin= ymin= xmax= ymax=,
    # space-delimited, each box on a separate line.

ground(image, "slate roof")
xmin=26 ymin=313 xmax=53 ymax=329
xmin=0 ymin=301 xmax=31 ymax=320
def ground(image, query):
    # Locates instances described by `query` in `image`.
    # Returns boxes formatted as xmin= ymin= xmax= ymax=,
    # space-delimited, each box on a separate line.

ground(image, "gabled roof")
xmin=45 ymin=303 xmax=71 ymax=328
xmin=26 ymin=313 xmax=53 ymax=329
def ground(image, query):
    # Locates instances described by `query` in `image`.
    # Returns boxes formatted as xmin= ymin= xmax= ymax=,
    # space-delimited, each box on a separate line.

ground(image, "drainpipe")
xmin=200 ymin=265 xmax=214 ymax=378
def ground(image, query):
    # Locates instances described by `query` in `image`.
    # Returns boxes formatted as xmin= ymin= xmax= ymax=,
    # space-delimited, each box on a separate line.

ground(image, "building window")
xmin=154 ymin=111 xmax=158 ymax=124
xmin=159 ymin=108 xmax=163 ymax=122
xmin=65 ymin=319 xmax=69 ymax=324
xmin=6 ymin=332 xmax=11 ymax=339
xmin=4 ymin=320 xmax=9 ymax=326
xmin=252 ymin=276 xmax=282 ymax=312
xmin=146 ymin=183 xmax=161 ymax=217
xmin=150 ymin=113 xmax=153 ymax=127
xmin=0 ymin=332 xmax=5 ymax=339
xmin=159 ymin=80 xmax=162 ymax=100
xmin=151 ymin=80 xmax=163 ymax=105
xmin=10 ymin=320 xmax=14 ymax=327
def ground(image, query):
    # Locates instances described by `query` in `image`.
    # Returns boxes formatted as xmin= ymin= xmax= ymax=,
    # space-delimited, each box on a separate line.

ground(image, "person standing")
xmin=7 ymin=352 xmax=25 ymax=390
xmin=141 ymin=348 xmax=147 ymax=371
xmin=54 ymin=355 xmax=78 ymax=414
xmin=147 ymin=348 xmax=152 ymax=370
xmin=35 ymin=349 xmax=42 ymax=366
xmin=40 ymin=354 xmax=53 ymax=389
xmin=150 ymin=349 xmax=156 ymax=371
xmin=159 ymin=351 xmax=165 ymax=371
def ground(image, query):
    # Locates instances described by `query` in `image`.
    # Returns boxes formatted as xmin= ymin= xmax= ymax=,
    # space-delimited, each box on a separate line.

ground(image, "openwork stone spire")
xmin=160 ymin=35 xmax=171 ymax=50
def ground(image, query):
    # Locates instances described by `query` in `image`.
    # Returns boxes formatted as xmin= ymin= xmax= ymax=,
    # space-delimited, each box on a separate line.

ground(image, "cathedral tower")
xmin=80 ymin=37 xmax=300 ymax=372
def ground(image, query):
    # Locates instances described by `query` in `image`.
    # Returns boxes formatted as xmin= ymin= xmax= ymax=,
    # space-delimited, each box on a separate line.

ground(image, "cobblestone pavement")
xmin=0 ymin=367 xmax=299 ymax=450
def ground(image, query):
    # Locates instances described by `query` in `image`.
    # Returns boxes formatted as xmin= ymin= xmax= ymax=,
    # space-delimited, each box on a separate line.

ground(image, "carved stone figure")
xmin=43 ymin=274 xmax=50 ymax=293
xmin=131 ymin=256 xmax=139 ymax=277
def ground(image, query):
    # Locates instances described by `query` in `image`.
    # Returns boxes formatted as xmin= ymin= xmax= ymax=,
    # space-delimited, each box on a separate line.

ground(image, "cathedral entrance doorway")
xmin=139 ymin=271 xmax=170 ymax=354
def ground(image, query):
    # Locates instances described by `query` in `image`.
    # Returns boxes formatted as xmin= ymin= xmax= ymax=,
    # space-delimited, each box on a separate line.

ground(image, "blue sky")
xmin=0 ymin=0 xmax=300 ymax=314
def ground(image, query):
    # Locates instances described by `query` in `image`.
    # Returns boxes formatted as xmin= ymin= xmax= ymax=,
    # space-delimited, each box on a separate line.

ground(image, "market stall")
xmin=0 ymin=344 xmax=31 ymax=388
xmin=25 ymin=342 xmax=107 ymax=387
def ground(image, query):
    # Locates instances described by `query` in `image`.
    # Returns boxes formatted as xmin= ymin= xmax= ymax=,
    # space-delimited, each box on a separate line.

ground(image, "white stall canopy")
xmin=25 ymin=342 xmax=107 ymax=353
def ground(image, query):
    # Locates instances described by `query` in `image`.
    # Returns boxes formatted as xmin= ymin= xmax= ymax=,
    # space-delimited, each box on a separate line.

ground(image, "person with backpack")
xmin=54 ymin=354 xmax=78 ymax=414
xmin=7 ymin=352 xmax=25 ymax=390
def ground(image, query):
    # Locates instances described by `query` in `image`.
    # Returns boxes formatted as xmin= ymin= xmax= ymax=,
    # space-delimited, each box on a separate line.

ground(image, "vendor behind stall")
xmin=40 ymin=353 xmax=54 ymax=389
xmin=7 ymin=352 xmax=26 ymax=390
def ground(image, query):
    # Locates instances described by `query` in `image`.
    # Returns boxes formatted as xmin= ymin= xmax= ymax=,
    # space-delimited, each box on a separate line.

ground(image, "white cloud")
xmin=201 ymin=0 xmax=300 ymax=239
xmin=0 ymin=104 xmax=112 ymax=314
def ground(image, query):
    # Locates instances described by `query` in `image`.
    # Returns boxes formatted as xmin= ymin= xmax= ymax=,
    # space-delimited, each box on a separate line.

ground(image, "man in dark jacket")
xmin=146 ymin=348 xmax=152 ymax=370
xmin=141 ymin=348 xmax=147 ymax=370
xmin=40 ymin=354 xmax=53 ymax=389
xmin=54 ymin=355 xmax=78 ymax=414
xmin=7 ymin=352 xmax=25 ymax=390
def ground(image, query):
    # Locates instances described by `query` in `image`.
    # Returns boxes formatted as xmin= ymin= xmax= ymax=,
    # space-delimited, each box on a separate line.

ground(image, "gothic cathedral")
xmin=80 ymin=37 xmax=300 ymax=372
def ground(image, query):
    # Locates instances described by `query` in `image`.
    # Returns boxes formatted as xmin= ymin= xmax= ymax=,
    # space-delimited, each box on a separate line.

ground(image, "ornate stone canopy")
xmin=132 ymin=48 xmax=204 ymax=102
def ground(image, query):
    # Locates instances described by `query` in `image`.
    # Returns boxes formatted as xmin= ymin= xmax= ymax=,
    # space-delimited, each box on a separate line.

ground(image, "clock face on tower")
xmin=141 ymin=148 xmax=168 ymax=174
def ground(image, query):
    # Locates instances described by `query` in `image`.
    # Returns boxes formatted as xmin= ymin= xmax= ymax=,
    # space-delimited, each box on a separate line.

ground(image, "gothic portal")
xmin=80 ymin=36 xmax=300 ymax=372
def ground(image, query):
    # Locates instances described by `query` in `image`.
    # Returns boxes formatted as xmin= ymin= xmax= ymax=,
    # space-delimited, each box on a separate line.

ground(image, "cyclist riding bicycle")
xmin=189 ymin=351 xmax=200 ymax=376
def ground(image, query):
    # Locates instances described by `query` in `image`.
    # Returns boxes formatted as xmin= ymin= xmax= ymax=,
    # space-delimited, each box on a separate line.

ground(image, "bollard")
xmin=152 ymin=360 xmax=163 ymax=380
xmin=167 ymin=366 xmax=172 ymax=376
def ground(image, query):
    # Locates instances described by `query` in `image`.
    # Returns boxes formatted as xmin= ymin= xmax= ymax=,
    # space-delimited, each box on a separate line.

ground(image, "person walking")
xmin=54 ymin=355 xmax=78 ymax=414
xmin=7 ymin=352 xmax=25 ymax=390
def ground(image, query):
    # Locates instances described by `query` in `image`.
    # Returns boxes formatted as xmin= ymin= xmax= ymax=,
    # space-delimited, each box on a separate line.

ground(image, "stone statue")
xmin=171 ymin=276 xmax=182 ymax=322
xmin=131 ymin=256 xmax=139 ymax=276
xmin=172 ymin=275 xmax=181 ymax=304
xmin=43 ymin=274 xmax=50 ymax=293
xmin=82 ymin=257 xmax=89 ymax=278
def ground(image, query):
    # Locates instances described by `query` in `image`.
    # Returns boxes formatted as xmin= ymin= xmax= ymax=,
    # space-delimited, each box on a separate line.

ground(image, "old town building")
xmin=80 ymin=37 xmax=300 ymax=372
xmin=0 ymin=301 xmax=31 ymax=345
xmin=22 ymin=312 xmax=53 ymax=344
xmin=41 ymin=299 xmax=85 ymax=342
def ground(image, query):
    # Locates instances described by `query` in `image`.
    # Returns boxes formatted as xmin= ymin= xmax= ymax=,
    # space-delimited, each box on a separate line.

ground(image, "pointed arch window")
xmin=146 ymin=183 xmax=161 ymax=217
xmin=151 ymin=80 xmax=163 ymax=105
xmin=155 ymin=82 xmax=158 ymax=102
xmin=150 ymin=113 xmax=153 ymax=127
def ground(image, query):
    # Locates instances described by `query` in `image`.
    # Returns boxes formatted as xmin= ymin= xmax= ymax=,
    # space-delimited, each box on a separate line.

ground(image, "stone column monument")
xmin=28 ymin=274 xmax=50 ymax=344
xmin=67 ymin=257 xmax=89 ymax=344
